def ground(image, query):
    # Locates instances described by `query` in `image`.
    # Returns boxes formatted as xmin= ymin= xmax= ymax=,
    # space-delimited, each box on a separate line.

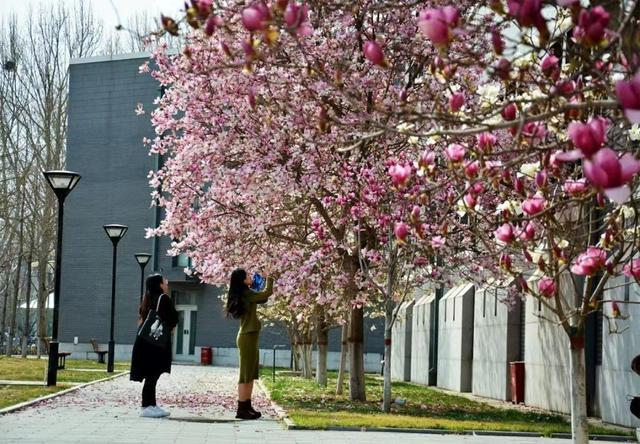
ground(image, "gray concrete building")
xmin=58 ymin=53 xmax=384 ymax=370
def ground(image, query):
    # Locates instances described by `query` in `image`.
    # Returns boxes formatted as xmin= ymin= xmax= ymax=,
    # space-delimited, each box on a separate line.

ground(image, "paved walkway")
xmin=0 ymin=365 xmax=630 ymax=444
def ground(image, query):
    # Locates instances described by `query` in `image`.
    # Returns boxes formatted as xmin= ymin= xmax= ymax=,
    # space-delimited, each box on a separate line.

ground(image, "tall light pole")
xmin=43 ymin=170 xmax=81 ymax=386
xmin=134 ymin=253 xmax=151 ymax=303
xmin=103 ymin=224 xmax=127 ymax=373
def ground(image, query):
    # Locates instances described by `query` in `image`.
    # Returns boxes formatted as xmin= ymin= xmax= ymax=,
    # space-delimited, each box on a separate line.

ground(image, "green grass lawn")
xmin=0 ymin=356 xmax=128 ymax=383
xmin=0 ymin=385 xmax=69 ymax=410
xmin=260 ymin=369 xmax=631 ymax=437
xmin=0 ymin=356 xmax=129 ymax=411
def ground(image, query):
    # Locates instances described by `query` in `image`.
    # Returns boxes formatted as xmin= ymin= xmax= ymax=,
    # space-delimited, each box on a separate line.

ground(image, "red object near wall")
xmin=510 ymin=361 xmax=525 ymax=404
xmin=201 ymin=346 xmax=212 ymax=365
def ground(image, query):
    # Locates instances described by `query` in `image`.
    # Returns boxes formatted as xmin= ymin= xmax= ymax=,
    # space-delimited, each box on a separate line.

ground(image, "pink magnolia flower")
xmin=538 ymin=277 xmax=556 ymax=297
xmin=535 ymin=170 xmax=547 ymax=188
xmin=522 ymin=122 xmax=547 ymax=142
xmin=445 ymin=143 xmax=466 ymax=163
xmin=494 ymin=223 xmax=515 ymax=243
xmin=615 ymin=73 xmax=640 ymax=124
xmin=431 ymin=235 xmax=445 ymax=249
xmin=562 ymin=178 xmax=588 ymax=196
xmin=388 ymin=164 xmax=412 ymax=187
xmin=494 ymin=58 xmax=511 ymax=80
xmin=522 ymin=195 xmax=546 ymax=215
xmin=502 ymin=103 xmax=517 ymax=121
xmin=491 ymin=27 xmax=504 ymax=55
xmin=418 ymin=6 xmax=459 ymax=47
xmin=410 ymin=205 xmax=421 ymax=223
xmin=571 ymin=247 xmax=607 ymax=276
xmin=418 ymin=150 xmax=436 ymax=169
xmin=449 ymin=93 xmax=465 ymax=112
xmin=541 ymin=55 xmax=560 ymax=80
xmin=477 ymin=132 xmax=497 ymax=153
xmin=517 ymin=221 xmax=536 ymax=241
xmin=583 ymin=148 xmax=640 ymax=203
xmin=284 ymin=2 xmax=313 ymax=36
xmin=623 ymin=258 xmax=640 ymax=279
xmin=463 ymin=193 xmax=477 ymax=209
xmin=394 ymin=222 xmax=409 ymax=243
xmin=241 ymin=3 xmax=270 ymax=31
xmin=499 ymin=252 xmax=512 ymax=271
xmin=363 ymin=41 xmax=387 ymax=67
xmin=573 ymin=6 xmax=610 ymax=47
xmin=568 ymin=117 xmax=608 ymax=158
xmin=464 ymin=160 xmax=479 ymax=178
xmin=507 ymin=0 xmax=546 ymax=33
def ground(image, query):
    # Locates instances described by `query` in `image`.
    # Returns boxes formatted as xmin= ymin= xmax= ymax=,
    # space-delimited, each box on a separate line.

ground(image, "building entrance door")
xmin=173 ymin=305 xmax=197 ymax=361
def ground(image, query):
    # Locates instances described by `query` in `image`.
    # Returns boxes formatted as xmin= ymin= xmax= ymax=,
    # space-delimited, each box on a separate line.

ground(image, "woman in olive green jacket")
xmin=226 ymin=268 xmax=274 ymax=420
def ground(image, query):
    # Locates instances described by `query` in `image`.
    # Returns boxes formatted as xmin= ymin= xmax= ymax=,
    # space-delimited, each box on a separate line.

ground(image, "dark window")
xmin=625 ymin=276 xmax=631 ymax=303
xmin=494 ymin=288 xmax=498 ymax=316
xmin=483 ymin=290 xmax=486 ymax=318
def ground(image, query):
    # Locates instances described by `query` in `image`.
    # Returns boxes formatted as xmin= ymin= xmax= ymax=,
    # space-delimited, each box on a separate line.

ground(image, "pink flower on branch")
xmin=445 ymin=143 xmax=466 ymax=163
xmin=284 ymin=2 xmax=313 ymax=36
xmin=241 ymin=2 xmax=270 ymax=32
xmin=583 ymin=148 xmax=640 ymax=203
xmin=522 ymin=195 xmax=546 ymax=216
xmin=562 ymin=178 xmax=588 ymax=196
xmin=477 ymin=132 xmax=496 ymax=153
xmin=623 ymin=258 xmax=640 ymax=280
xmin=363 ymin=41 xmax=388 ymax=67
xmin=573 ymin=6 xmax=610 ymax=47
xmin=394 ymin=222 xmax=409 ymax=243
xmin=418 ymin=6 xmax=459 ymax=47
xmin=541 ymin=55 xmax=560 ymax=80
xmin=388 ymin=164 xmax=412 ymax=188
xmin=507 ymin=0 xmax=547 ymax=39
xmin=616 ymin=73 xmax=640 ymax=124
xmin=571 ymin=247 xmax=607 ymax=276
xmin=494 ymin=223 xmax=515 ymax=243
xmin=537 ymin=277 xmax=556 ymax=297
xmin=449 ymin=92 xmax=465 ymax=112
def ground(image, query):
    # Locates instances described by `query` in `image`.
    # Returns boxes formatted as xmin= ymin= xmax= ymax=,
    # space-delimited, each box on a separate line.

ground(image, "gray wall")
xmin=437 ymin=283 xmax=474 ymax=392
xmin=411 ymin=291 xmax=436 ymax=385
xmin=391 ymin=300 xmax=413 ymax=381
xmin=472 ymin=284 xmax=522 ymax=401
xmin=60 ymin=55 xmax=159 ymax=345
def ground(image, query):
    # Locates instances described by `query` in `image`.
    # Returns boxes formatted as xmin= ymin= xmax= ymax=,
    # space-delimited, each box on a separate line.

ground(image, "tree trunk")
xmin=316 ymin=322 xmax=328 ymax=387
xmin=36 ymin=255 xmax=49 ymax=358
xmin=7 ymin=253 xmax=23 ymax=357
xmin=569 ymin=340 xmax=589 ymax=444
xmin=382 ymin=299 xmax=394 ymax=412
xmin=300 ymin=329 xmax=313 ymax=379
xmin=21 ymin=252 xmax=33 ymax=357
xmin=349 ymin=306 xmax=366 ymax=401
xmin=0 ymin=270 xmax=9 ymax=354
xmin=336 ymin=322 xmax=349 ymax=395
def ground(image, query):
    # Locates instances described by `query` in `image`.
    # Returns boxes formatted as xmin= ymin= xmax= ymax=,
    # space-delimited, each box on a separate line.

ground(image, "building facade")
xmin=59 ymin=53 xmax=384 ymax=370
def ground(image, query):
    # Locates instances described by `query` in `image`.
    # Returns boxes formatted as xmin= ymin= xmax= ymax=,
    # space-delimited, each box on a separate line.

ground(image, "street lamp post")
xmin=43 ymin=170 xmax=81 ymax=386
xmin=134 ymin=253 xmax=151 ymax=303
xmin=103 ymin=224 xmax=128 ymax=373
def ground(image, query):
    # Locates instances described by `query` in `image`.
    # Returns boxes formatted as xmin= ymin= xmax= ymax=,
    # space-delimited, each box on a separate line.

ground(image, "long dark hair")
xmin=140 ymin=273 xmax=164 ymax=320
xmin=226 ymin=268 xmax=248 ymax=319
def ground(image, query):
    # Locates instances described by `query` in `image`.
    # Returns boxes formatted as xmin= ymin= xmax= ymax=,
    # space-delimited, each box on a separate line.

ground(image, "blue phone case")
xmin=250 ymin=273 xmax=265 ymax=291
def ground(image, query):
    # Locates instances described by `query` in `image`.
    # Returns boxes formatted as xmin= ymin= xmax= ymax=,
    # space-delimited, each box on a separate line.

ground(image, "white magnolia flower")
xmin=396 ymin=122 xmax=414 ymax=133
xmin=477 ymin=83 xmax=501 ymax=109
xmin=621 ymin=204 xmax=636 ymax=220
xmin=456 ymin=199 xmax=467 ymax=217
xmin=557 ymin=239 xmax=569 ymax=249
xmin=518 ymin=162 xmax=540 ymax=178
xmin=495 ymin=200 xmax=523 ymax=216
xmin=629 ymin=124 xmax=640 ymax=141
xmin=408 ymin=136 xmax=420 ymax=145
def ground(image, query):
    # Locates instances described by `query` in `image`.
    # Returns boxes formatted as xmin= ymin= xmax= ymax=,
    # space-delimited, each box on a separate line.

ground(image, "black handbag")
xmin=138 ymin=294 xmax=171 ymax=348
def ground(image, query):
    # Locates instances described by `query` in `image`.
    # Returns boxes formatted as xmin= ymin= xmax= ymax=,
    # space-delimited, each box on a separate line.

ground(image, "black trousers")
xmin=142 ymin=373 xmax=161 ymax=407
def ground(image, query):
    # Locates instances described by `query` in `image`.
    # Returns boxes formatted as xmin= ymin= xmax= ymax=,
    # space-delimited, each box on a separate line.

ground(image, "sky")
xmin=0 ymin=0 xmax=183 ymax=34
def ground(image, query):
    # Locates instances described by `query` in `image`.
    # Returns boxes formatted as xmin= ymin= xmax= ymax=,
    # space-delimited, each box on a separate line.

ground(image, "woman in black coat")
xmin=130 ymin=274 xmax=178 ymax=418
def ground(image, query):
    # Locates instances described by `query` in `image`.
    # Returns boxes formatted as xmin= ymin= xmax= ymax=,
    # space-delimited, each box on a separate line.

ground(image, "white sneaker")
xmin=152 ymin=406 xmax=170 ymax=417
xmin=139 ymin=406 xmax=164 ymax=418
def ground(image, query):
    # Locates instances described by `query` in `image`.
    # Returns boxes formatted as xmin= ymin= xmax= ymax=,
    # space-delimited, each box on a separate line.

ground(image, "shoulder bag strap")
xmin=155 ymin=293 xmax=164 ymax=312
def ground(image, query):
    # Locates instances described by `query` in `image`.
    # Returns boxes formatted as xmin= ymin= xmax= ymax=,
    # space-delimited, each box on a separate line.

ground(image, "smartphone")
xmin=250 ymin=273 xmax=266 ymax=291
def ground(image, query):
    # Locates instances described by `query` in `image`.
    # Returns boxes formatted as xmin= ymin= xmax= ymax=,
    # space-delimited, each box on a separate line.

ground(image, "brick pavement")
xmin=0 ymin=365 xmax=629 ymax=444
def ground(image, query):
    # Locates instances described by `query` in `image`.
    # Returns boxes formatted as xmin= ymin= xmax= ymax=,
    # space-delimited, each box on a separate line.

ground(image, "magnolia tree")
xmin=151 ymin=0 xmax=640 ymax=437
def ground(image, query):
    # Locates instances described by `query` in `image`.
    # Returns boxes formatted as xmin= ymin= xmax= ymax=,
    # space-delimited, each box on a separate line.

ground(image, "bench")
xmin=43 ymin=337 xmax=72 ymax=369
xmin=90 ymin=339 xmax=108 ymax=364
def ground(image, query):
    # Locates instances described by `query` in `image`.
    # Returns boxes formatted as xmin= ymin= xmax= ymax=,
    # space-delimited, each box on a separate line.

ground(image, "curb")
xmin=0 ymin=371 xmax=130 ymax=415
xmin=284 ymin=424 xmax=635 ymax=441
xmin=256 ymin=379 xmax=296 ymax=428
